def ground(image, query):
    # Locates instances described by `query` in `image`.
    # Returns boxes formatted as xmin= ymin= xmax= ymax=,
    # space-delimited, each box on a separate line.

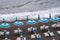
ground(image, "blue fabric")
xmin=20 ymin=32 xmax=23 ymax=35
xmin=33 ymin=29 xmax=37 ymax=33
xmin=14 ymin=21 xmax=24 ymax=26
xmin=51 ymin=17 xmax=60 ymax=22
xmin=37 ymin=38 xmax=41 ymax=40
xmin=0 ymin=23 xmax=10 ymax=28
xmin=39 ymin=18 xmax=49 ymax=23
xmin=27 ymin=20 xmax=37 ymax=25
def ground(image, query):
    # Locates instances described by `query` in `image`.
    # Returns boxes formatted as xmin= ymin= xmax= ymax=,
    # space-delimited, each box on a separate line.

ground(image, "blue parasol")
xmin=27 ymin=20 xmax=37 ymax=25
xmin=0 ymin=23 xmax=10 ymax=28
xmin=14 ymin=21 xmax=24 ymax=26
xmin=39 ymin=18 xmax=49 ymax=23
xmin=51 ymin=17 xmax=60 ymax=22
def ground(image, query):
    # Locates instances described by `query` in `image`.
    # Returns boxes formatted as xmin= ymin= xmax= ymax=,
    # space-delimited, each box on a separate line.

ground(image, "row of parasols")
xmin=0 ymin=14 xmax=60 ymax=29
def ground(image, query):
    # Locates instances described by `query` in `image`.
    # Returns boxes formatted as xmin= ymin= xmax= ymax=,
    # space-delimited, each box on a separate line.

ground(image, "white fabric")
xmin=0 ymin=31 xmax=9 ymax=36
xmin=17 ymin=37 xmax=20 ymax=40
xmin=31 ymin=35 xmax=35 ymax=39
xmin=52 ymin=39 xmax=55 ymax=40
xmin=40 ymin=26 xmax=44 ymax=30
xmin=6 ymin=32 xmax=10 ymax=35
xmin=33 ymin=27 xmax=37 ymax=31
xmin=17 ymin=28 xmax=23 ymax=33
xmin=27 ymin=28 xmax=31 ymax=32
xmin=44 ymin=32 xmax=49 ymax=37
xmin=49 ymin=32 xmax=54 ymax=37
xmin=14 ymin=30 xmax=18 ymax=33
xmin=57 ymin=31 xmax=60 ymax=35
xmin=0 ymin=32 xmax=4 ymax=36
xmin=23 ymin=37 xmax=26 ymax=40
xmin=52 ymin=24 xmax=57 ymax=28
xmin=45 ymin=26 xmax=49 ymax=29
xmin=36 ymin=34 xmax=41 ymax=38
xmin=57 ymin=24 xmax=60 ymax=28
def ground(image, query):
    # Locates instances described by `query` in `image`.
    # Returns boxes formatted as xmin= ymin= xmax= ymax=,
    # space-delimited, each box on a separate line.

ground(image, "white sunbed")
xmin=17 ymin=37 xmax=26 ymax=40
xmin=51 ymin=24 xmax=57 ymax=28
xmin=49 ymin=32 xmax=55 ymax=37
xmin=57 ymin=24 xmax=60 ymax=28
xmin=31 ymin=34 xmax=35 ymax=39
xmin=57 ymin=31 xmax=60 ymax=35
xmin=27 ymin=28 xmax=32 ymax=32
xmin=14 ymin=30 xmax=19 ymax=34
xmin=40 ymin=26 xmax=44 ymax=30
xmin=36 ymin=34 xmax=41 ymax=38
xmin=0 ymin=31 xmax=9 ymax=36
xmin=44 ymin=32 xmax=49 ymax=37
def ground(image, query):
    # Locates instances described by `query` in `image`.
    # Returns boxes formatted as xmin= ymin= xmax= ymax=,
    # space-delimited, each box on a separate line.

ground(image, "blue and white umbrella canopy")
xmin=27 ymin=20 xmax=37 ymax=25
xmin=14 ymin=21 xmax=24 ymax=26
xmin=0 ymin=23 xmax=10 ymax=28
xmin=39 ymin=18 xmax=49 ymax=23
xmin=51 ymin=17 xmax=60 ymax=22
xmin=33 ymin=27 xmax=37 ymax=33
